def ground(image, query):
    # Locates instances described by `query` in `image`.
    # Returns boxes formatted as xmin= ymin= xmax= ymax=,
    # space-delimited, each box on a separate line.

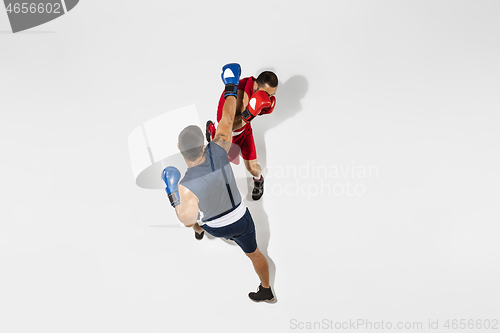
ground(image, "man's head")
xmin=178 ymin=125 xmax=204 ymax=162
xmin=253 ymin=71 xmax=278 ymax=97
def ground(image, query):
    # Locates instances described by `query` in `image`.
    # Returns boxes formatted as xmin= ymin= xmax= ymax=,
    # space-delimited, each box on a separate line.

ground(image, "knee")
xmin=245 ymin=247 xmax=261 ymax=258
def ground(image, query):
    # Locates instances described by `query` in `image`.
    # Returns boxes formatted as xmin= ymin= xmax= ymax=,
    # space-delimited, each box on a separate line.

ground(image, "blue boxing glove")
xmin=161 ymin=166 xmax=181 ymax=207
xmin=221 ymin=63 xmax=241 ymax=99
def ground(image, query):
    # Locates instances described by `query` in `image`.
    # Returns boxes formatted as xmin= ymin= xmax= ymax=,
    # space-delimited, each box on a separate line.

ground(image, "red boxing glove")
xmin=241 ymin=90 xmax=271 ymax=123
xmin=259 ymin=96 xmax=275 ymax=116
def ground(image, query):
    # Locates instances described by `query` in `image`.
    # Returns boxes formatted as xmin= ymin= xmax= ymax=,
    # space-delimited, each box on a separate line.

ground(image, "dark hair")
xmin=178 ymin=125 xmax=204 ymax=161
xmin=256 ymin=71 xmax=278 ymax=88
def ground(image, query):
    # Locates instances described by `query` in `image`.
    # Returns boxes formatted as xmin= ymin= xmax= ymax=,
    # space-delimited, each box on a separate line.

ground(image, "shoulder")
xmin=179 ymin=184 xmax=198 ymax=201
xmin=180 ymin=169 xmax=192 ymax=184
xmin=209 ymin=141 xmax=226 ymax=154
xmin=242 ymin=76 xmax=255 ymax=86
xmin=208 ymin=141 xmax=230 ymax=161
xmin=238 ymin=76 xmax=250 ymax=90
xmin=178 ymin=183 xmax=191 ymax=194
xmin=244 ymin=77 xmax=255 ymax=94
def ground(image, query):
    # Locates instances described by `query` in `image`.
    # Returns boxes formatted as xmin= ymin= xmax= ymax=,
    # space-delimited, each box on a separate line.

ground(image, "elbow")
xmin=182 ymin=219 xmax=195 ymax=228
xmin=178 ymin=213 xmax=195 ymax=228
xmin=177 ymin=212 xmax=187 ymax=226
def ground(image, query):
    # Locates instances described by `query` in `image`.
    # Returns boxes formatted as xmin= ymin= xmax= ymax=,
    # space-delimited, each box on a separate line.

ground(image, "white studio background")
xmin=1 ymin=1 xmax=499 ymax=332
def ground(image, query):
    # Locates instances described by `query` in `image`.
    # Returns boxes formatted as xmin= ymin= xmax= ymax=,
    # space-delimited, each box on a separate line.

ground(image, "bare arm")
xmin=174 ymin=185 xmax=199 ymax=228
xmin=212 ymin=95 xmax=237 ymax=152
xmin=240 ymin=89 xmax=249 ymax=112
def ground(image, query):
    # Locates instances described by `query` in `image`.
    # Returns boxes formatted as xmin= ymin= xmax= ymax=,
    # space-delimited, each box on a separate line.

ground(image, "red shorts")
xmin=229 ymin=123 xmax=256 ymax=162
xmin=216 ymin=90 xmax=257 ymax=163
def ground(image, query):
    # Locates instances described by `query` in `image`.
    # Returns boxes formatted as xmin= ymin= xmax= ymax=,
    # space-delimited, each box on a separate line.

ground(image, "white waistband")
xmin=232 ymin=128 xmax=245 ymax=136
xmin=204 ymin=202 xmax=246 ymax=228
xmin=215 ymin=121 xmax=246 ymax=137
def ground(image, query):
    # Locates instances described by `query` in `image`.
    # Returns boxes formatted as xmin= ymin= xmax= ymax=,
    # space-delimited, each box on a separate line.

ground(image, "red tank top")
xmin=216 ymin=76 xmax=255 ymax=122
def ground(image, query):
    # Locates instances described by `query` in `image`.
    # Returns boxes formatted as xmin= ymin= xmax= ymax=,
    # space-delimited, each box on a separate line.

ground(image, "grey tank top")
xmin=179 ymin=142 xmax=241 ymax=222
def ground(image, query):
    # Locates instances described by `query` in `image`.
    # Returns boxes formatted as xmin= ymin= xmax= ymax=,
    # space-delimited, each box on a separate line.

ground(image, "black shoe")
xmin=195 ymin=230 xmax=204 ymax=240
xmin=206 ymin=120 xmax=215 ymax=143
xmin=252 ymin=176 xmax=264 ymax=200
xmin=248 ymin=284 xmax=274 ymax=302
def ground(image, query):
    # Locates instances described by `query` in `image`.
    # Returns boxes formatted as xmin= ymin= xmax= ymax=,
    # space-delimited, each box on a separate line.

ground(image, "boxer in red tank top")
xmin=207 ymin=71 xmax=278 ymax=200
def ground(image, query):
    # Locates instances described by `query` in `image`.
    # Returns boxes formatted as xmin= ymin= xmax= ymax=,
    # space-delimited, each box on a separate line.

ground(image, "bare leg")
xmin=244 ymin=159 xmax=262 ymax=178
xmin=245 ymin=247 xmax=269 ymax=288
xmin=192 ymin=223 xmax=203 ymax=234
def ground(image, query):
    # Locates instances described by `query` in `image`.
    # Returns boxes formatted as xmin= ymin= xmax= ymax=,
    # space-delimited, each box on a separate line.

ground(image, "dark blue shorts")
xmin=202 ymin=208 xmax=257 ymax=254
